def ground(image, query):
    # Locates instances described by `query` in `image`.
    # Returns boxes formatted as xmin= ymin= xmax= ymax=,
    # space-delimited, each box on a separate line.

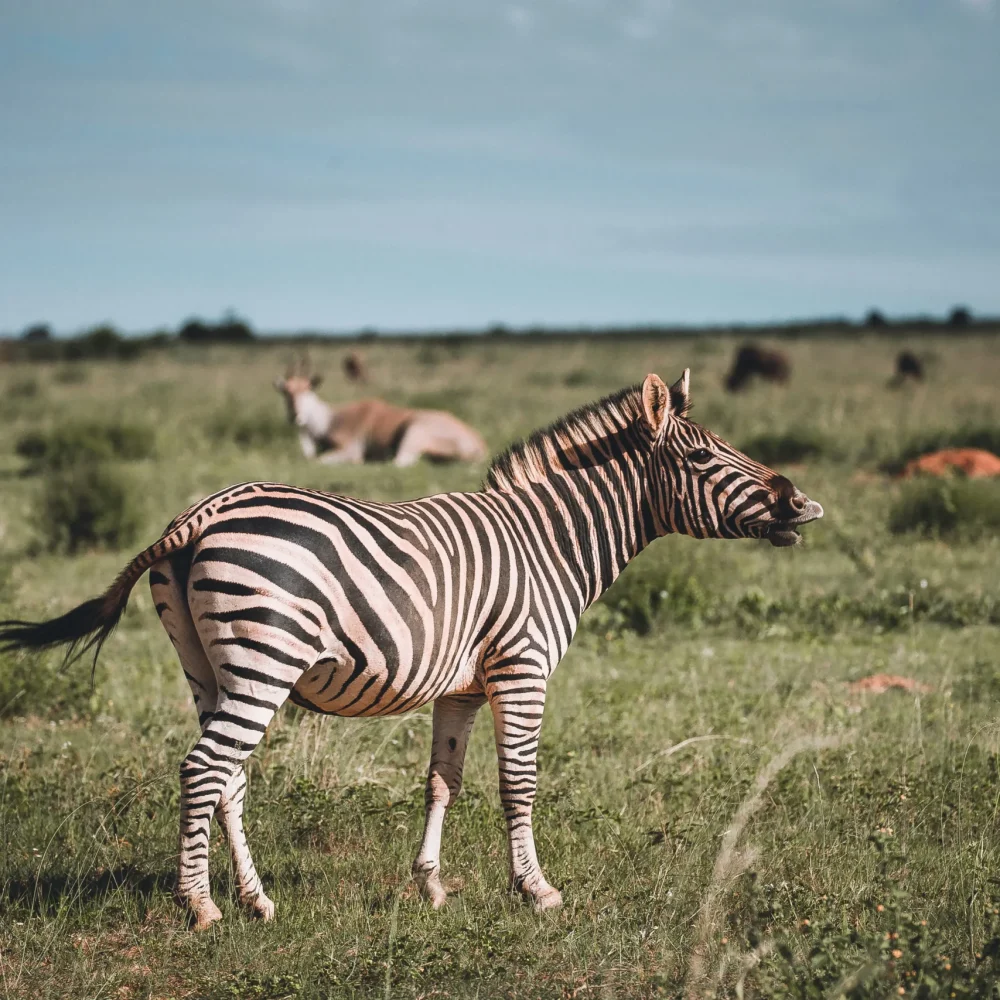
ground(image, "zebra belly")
xmin=289 ymin=650 xmax=478 ymax=717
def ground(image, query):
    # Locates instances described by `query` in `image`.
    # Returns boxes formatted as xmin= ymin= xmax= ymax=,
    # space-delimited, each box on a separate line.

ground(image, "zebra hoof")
xmin=244 ymin=893 xmax=276 ymax=921
xmin=419 ymin=875 xmax=448 ymax=909
xmin=530 ymin=886 xmax=563 ymax=913
xmin=191 ymin=899 xmax=224 ymax=931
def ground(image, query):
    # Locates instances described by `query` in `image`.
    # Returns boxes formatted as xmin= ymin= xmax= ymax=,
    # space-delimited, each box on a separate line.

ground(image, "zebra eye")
xmin=689 ymin=448 xmax=713 ymax=464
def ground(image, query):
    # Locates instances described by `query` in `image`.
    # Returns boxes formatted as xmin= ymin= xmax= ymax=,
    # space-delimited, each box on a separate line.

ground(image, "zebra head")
xmin=641 ymin=370 xmax=823 ymax=546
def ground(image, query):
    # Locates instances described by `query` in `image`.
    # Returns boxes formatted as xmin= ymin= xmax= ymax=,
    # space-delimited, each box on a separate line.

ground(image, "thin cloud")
xmin=958 ymin=0 xmax=994 ymax=13
xmin=506 ymin=5 xmax=536 ymax=33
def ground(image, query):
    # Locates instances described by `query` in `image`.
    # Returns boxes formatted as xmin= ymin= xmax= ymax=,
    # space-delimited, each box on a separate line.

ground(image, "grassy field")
xmin=2 ymin=331 xmax=1000 ymax=999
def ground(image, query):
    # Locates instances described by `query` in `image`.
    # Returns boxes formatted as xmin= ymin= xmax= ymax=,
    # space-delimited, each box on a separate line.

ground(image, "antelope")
xmin=273 ymin=361 xmax=487 ymax=467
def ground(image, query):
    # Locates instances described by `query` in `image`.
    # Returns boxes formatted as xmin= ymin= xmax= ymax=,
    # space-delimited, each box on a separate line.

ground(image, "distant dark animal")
xmin=893 ymin=351 xmax=924 ymax=384
xmin=342 ymin=351 xmax=367 ymax=384
xmin=724 ymin=345 xmax=790 ymax=392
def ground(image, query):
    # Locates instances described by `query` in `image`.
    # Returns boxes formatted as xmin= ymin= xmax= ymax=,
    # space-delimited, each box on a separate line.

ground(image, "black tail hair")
xmin=0 ymin=500 xmax=211 ymax=673
xmin=0 ymin=575 xmax=134 ymax=674
xmin=0 ymin=483 xmax=256 ymax=675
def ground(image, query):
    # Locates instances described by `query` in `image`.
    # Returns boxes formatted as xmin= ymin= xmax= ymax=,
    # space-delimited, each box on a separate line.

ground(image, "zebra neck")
xmin=510 ymin=459 xmax=657 ymax=612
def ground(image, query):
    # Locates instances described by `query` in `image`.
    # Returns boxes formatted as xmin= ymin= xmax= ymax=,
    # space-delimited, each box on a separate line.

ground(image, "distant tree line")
xmin=3 ymin=312 xmax=254 ymax=362
xmin=0 ymin=306 xmax=993 ymax=363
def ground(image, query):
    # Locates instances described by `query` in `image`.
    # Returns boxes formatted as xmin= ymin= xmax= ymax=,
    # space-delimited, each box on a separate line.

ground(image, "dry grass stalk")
xmin=684 ymin=733 xmax=847 ymax=999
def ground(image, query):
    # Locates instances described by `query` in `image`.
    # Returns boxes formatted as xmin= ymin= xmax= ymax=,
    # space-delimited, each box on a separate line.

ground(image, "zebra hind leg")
xmin=151 ymin=561 xmax=278 ymax=928
xmin=176 ymin=683 xmax=295 ymax=929
xmin=411 ymin=695 xmax=484 ymax=908
xmin=151 ymin=561 xmax=224 ymax=929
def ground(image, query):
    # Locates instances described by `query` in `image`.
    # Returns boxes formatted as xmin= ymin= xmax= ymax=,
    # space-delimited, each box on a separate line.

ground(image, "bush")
xmin=739 ymin=428 xmax=833 ymax=465
xmin=889 ymin=478 xmax=1000 ymax=538
xmin=563 ymin=368 xmax=595 ymax=387
xmin=0 ymin=647 xmax=104 ymax=719
xmin=208 ymin=405 xmax=293 ymax=448
xmin=15 ymin=421 xmax=156 ymax=471
xmin=6 ymin=377 xmax=39 ymax=399
xmin=34 ymin=464 xmax=144 ymax=553
xmin=53 ymin=365 xmax=89 ymax=385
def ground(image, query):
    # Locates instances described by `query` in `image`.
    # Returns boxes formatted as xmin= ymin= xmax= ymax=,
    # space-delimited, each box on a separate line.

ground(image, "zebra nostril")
xmin=789 ymin=493 xmax=806 ymax=513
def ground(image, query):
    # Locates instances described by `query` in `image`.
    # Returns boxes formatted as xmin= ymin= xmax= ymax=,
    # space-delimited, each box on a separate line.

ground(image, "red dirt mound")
xmin=848 ymin=674 xmax=931 ymax=695
xmin=901 ymin=448 xmax=1000 ymax=479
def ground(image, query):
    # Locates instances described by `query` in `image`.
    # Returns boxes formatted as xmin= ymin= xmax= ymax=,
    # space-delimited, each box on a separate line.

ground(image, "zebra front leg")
xmin=412 ymin=694 xmax=484 ymax=907
xmin=489 ymin=679 xmax=562 ymax=912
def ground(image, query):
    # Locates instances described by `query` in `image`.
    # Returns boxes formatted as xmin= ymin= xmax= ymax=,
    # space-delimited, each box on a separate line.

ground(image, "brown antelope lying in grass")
xmin=273 ymin=365 xmax=487 ymax=467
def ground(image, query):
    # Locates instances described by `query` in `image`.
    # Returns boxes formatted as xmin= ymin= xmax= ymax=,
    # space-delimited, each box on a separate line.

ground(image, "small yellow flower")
xmin=892 ymin=949 xmax=903 ymax=959
xmin=877 ymin=904 xmax=885 ymax=912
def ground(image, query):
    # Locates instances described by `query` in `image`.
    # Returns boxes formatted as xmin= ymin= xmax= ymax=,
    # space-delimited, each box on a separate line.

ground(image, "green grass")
xmin=890 ymin=478 xmax=1000 ymax=539
xmin=2 ymin=332 xmax=1000 ymax=998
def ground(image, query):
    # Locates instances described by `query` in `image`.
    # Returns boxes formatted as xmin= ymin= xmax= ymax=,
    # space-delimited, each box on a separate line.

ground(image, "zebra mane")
xmin=485 ymin=384 xmax=646 ymax=492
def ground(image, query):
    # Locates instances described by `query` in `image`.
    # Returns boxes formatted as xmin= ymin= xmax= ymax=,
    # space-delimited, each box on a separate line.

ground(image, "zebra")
xmin=0 ymin=370 xmax=823 ymax=928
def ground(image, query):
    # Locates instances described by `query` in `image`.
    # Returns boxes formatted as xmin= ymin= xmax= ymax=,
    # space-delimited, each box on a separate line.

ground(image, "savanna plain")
xmin=2 ymin=332 xmax=1000 ymax=999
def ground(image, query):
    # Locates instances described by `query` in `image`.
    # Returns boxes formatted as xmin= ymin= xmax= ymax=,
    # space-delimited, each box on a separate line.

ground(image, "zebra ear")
xmin=641 ymin=374 xmax=670 ymax=436
xmin=669 ymin=369 xmax=692 ymax=418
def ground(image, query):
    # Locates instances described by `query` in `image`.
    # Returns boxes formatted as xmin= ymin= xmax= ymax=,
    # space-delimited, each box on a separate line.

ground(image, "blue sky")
xmin=1 ymin=0 xmax=998 ymax=334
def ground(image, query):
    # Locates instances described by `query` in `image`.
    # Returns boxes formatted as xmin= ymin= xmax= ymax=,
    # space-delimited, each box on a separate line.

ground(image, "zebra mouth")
xmin=768 ymin=527 xmax=802 ymax=548
xmin=765 ymin=500 xmax=824 ymax=548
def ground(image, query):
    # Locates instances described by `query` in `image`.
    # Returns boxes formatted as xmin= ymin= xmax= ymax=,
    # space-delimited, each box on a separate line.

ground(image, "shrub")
xmin=889 ymin=478 xmax=1000 ymax=538
xmin=53 ymin=365 xmax=89 ymax=385
xmin=739 ymin=428 xmax=833 ymax=465
xmin=15 ymin=421 xmax=156 ymax=471
xmin=208 ymin=405 xmax=293 ymax=448
xmin=6 ymin=377 xmax=39 ymax=399
xmin=563 ymin=369 xmax=595 ymax=387
xmin=585 ymin=561 xmax=713 ymax=637
xmin=403 ymin=388 xmax=474 ymax=416
xmin=0 ymin=647 xmax=104 ymax=719
xmin=34 ymin=464 xmax=143 ymax=553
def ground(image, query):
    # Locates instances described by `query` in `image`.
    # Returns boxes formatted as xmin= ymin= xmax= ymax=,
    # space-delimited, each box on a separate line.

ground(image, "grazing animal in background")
xmin=724 ymin=344 xmax=791 ymax=392
xmin=0 ymin=370 xmax=824 ymax=929
xmin=891 ymin=350 xmax=924 ymax=385
xmin=342 ymin=351 xmax=367 ymax=384
xmin=273 ymin=366 xmax=486 ymax=467
xmin=902 ymin=448 xmax=1000 ymax=479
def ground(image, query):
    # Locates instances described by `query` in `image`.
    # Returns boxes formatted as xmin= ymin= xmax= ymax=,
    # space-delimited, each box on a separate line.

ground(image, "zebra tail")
xmin=0 ymin=517 xmax=200 ymax=671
